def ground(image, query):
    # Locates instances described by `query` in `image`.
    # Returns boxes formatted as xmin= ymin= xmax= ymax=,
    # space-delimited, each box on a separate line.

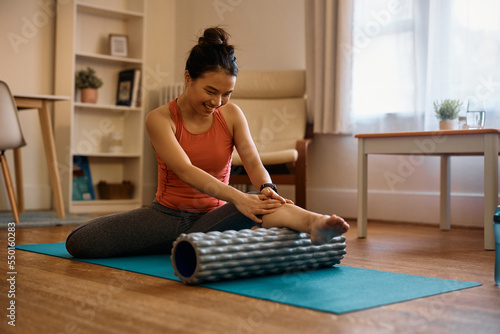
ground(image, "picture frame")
xmin=109 ymin=34 xmax=128 ymax=57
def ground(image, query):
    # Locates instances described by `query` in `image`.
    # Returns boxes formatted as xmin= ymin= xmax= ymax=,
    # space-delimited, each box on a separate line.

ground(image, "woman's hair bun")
xmin=185 ymin=26 xmax=238 ymax=79
xmin=198 ymin=27 xmax=230 ymax=47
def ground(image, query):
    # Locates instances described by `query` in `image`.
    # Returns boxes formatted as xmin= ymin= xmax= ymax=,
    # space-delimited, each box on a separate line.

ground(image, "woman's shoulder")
xmin=220 ymin=102 xmax=244 ymax=119
xmin=147 ymin=103 xmax=171 ymax=119
xmin=146 ymin=103 xmax=174 ymax=129
xmin=220 ymin=102 xmax=245 ymax=129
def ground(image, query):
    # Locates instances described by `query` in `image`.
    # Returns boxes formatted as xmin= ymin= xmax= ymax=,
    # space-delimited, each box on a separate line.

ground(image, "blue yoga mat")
xmin=16 ymin=243 xmax=481 ymax=314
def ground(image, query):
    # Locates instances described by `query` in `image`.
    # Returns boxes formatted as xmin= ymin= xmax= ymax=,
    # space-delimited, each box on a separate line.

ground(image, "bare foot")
xmin=310 ymin=214 xmax=350 ymax=245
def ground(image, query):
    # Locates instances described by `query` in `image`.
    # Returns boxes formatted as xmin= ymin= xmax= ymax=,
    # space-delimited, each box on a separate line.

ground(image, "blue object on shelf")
xmin=72 ymin=155 xmax=95 ymax=200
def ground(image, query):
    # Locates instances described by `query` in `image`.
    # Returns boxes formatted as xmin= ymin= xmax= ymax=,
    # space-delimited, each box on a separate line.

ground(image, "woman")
xmin=66 ymin=27 xmax=349 ymax=259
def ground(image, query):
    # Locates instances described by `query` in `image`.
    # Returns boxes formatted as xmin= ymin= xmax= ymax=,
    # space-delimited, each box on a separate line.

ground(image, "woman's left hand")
xmin=260 ymin=187 xmax=294 ymax=205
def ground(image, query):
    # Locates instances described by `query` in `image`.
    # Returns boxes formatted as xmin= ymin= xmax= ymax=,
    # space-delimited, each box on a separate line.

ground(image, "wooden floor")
xmin=2 ymin=220 xmax=500 ymax=334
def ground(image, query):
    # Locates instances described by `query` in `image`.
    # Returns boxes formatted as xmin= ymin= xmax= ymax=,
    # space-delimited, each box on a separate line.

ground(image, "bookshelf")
xmin=54 ymin=0 xmax=146 ymax=213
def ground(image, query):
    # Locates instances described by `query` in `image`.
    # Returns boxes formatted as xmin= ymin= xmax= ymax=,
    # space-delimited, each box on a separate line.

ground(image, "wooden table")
xmin=14 ymin=94 xmax=69 ymax=219
xmin=356 ymin=129 xmax=500 ymax=250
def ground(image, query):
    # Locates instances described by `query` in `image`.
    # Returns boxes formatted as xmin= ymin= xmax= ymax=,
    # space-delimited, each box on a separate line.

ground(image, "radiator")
xmin=159 ymin=82 xmax=184 ymax=106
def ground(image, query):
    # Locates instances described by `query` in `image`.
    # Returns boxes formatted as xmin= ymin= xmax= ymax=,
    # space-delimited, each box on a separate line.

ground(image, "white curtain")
xmin=423 ymin=0 xmax=500 ymax=130
xmin=305 ymin=0 xmax=354 ymax=134
xmin=306 ymin=0 xmax=500 ymax=134
xmin=351 ymin=0 xmax=426 ymax=133
xmin=351 ymin=0 xmax=500 ymax=133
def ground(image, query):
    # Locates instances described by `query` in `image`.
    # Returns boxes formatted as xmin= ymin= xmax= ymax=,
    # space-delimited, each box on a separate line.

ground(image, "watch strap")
xmin=260 ymin=183 xmax=278 ymax=193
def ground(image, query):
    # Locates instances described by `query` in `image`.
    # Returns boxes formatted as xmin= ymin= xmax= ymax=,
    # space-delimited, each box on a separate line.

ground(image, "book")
xmin=131 ymin=69 xmax=141 ymax=107
xmin=72 ymin=156 xmax=95 ymax=200
xmin=116 ymin=69 xmax=140 ymax=106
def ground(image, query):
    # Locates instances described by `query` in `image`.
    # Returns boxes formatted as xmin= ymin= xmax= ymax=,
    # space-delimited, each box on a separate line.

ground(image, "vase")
xmin=81 ymin=88 xmax=98 ymax=104
xmin=439 ymin=120 xmax=457 ymax=130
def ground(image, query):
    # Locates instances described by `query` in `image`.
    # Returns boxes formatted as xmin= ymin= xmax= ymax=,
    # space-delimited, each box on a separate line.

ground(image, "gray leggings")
xmin=65 ymin=200 xmax=258 ymax=258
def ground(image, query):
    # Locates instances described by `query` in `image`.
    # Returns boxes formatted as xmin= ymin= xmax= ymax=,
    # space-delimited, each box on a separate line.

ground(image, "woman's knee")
xmin=65 ymin=224 xmax=88 ymax=257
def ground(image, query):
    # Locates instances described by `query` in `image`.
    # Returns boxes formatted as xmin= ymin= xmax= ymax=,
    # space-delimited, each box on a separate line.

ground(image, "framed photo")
xmin=109 ymin=34 xmax=128 ymax=57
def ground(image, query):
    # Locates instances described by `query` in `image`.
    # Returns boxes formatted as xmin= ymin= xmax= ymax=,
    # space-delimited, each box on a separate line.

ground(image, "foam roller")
xmin=171 ymin=227 xmax=347 ymax=285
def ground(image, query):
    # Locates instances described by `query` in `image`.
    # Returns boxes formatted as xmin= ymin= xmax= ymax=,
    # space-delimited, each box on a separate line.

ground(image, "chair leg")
xmin=295 ymin=177 xmax=306 ymax=209
xmin=13 ymin=148 xmax=24 ymax=212
xmin=294 ymin=158 xmax=307 ymax=208
xmin=0 ymin=153 xmax=20 ymax=224
xmin=295 ymin=139 xmax=311 ymax=209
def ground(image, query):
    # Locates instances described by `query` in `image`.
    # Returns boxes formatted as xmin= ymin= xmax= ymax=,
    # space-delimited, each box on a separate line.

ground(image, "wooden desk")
xmin=14 ymin=94 xmax=69 ymax=219
xmin=356 ymin=129 xmax=500 ymax=250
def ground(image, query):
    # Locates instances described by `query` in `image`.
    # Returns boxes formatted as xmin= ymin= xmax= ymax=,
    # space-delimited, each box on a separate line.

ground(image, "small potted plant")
xmin=75 ymin=67 xmax=103 ymax=103
xmin=434 ymin=99 xmax=462 ymax=130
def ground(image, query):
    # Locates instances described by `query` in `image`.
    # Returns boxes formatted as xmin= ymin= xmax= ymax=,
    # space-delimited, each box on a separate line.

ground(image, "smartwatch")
xmin=260 ymin=183 xmax=278 ymax=194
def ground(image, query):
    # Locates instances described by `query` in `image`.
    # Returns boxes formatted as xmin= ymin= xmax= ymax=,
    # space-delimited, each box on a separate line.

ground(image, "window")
xmin=352 ymin=0 xmax=500 ymax=130
xmin=352 ymin=0 xmax=417 ymax=117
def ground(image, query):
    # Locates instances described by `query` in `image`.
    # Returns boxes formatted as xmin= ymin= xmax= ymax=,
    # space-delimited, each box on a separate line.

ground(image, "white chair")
xmin=0 ymin=81 xmax=26 ymax=224
xmin=230 ymin=70 xmax=312 ymax=208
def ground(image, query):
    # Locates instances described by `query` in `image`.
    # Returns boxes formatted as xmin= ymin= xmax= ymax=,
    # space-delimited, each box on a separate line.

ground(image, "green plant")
xmin=434 ymin=99 xmax=462 ymax=121
xmin=75 ymin=67 xmax=103 ymax=89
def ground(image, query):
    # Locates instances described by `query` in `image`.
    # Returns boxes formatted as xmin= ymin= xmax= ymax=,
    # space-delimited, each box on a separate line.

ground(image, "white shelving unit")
xmin=54 ymin=0 xmax=146 ymax=213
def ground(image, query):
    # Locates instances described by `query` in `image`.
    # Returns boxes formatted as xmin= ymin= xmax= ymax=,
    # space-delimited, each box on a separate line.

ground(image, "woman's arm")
xmin=225 ymin=103 xmax=291 ymax=203
xmin=145 ymin=107 xmax=281 ymax=222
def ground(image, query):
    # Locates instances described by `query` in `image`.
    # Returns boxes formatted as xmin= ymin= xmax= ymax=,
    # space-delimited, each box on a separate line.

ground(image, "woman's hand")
xmin=260 ymin=187 xmax=294 ymax=205
xmin=233 ymin=193 xmax=284 ymax=223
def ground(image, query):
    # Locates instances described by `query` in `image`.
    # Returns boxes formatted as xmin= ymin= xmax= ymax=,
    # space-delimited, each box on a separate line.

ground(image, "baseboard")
xmin=307 ymin=188 xmax=486 ymax=228
xmin=1 ymin=183 xmax=488 ymax=228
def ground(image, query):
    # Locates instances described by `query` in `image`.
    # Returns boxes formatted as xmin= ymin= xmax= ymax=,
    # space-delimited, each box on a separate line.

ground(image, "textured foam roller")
xmin=171 ymin=227 xmax=347 ymax=285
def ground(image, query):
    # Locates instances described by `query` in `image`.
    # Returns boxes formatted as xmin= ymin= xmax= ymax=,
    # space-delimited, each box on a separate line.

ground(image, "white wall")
xmin=0 ymin=0 xmax=56 ymax=210
xmin=141 ymin=0 xmax=177 ymax=203
xmin=172 ymin=0 xmax=492 ymax=228
xmin=1 ymin=0 xmax=492 ymax=228
xmin=169 ymin=0 xmax=306 ymax=204
xmin=173 ymin=0 xmax=306 ymax=81
xmin=0 ymin=0 xmax=176 ymax=210
xmin=307 ymin=135 xmax=488 ymax=228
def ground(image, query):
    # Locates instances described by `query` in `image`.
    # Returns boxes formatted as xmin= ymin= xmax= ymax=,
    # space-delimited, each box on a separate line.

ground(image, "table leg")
xmin=440 ymin=155 xmax=451 ymax=230
xmin=37 ymin=101 xmax=66 ymax=219
xmin=484 ymin=134 xmax=498 ymax=250
xmin=357 ymin=139 xmax=368 ymax=238
xmin=13 ymin=148 xmax=24 ymax=213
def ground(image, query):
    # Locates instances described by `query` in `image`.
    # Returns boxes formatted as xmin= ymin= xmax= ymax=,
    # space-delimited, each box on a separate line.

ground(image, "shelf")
xmin=74 ymin=102 xmax=141 ymax=112
xmin=73 ymin=152 xmax=142 ymax=158
xmin=76 ymin=2 xmax=143 ymax=20
xmin=55 ymin=0 xmax=145 ymax=214
xmin=76 ymin=52 xmax=142 ymax=65
xmin=71 ymin=198 xmax=142 ymax=213
xmin=72 ymin=199 xmax=141 ymax=205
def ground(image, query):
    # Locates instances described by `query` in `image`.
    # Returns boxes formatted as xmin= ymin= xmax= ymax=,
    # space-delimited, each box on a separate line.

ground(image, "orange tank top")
xmin=155 ymin=99 xmax=234 ymax=212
